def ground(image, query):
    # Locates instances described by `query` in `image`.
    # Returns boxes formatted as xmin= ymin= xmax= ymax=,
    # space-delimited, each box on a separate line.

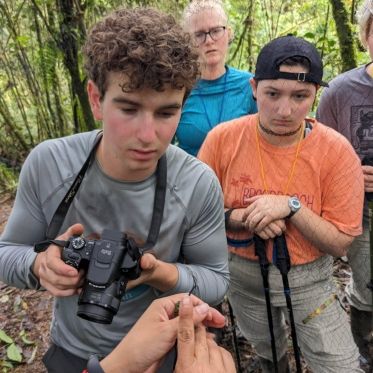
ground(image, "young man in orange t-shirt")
xmin=199 ymin=35 xmax=365 ymax=372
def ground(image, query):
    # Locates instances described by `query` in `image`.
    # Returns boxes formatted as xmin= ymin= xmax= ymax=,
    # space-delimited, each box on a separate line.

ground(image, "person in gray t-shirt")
xmin=316 ymin=0 xmax=373 ymax=367
xmin=0 ymin=7 xmax=229 ymax=373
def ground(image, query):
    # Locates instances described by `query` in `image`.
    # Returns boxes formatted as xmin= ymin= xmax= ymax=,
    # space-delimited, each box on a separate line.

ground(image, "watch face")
xmin=290 ymin=197 xmax=301 ymax=210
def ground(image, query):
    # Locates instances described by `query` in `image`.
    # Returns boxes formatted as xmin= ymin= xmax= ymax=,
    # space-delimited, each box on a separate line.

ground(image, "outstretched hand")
xmin=99 ymin=294 xmax=227 ymax=373
xmin=175 ymin=296 xmax=236 ymax=373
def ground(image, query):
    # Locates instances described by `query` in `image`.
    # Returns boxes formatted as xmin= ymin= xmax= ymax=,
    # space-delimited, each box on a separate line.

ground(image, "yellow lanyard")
xmin=255 ymin=120 xmax=304 ymax=195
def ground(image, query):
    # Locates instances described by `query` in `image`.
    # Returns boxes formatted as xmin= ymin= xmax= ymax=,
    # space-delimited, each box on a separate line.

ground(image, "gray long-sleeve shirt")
xmin=0 ymin=130 xmax=229 ymax=360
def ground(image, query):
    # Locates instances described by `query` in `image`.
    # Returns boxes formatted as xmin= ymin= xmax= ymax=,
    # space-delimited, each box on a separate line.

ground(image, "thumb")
xmin=140 ymin=253 xmax=157 ymax=270
xmin=58 ymin=223 xmax=84 ymax=240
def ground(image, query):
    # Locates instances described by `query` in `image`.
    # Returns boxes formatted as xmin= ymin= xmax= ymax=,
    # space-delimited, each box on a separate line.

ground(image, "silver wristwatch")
xmin=287 ymin=196 xmax=301 ymax=219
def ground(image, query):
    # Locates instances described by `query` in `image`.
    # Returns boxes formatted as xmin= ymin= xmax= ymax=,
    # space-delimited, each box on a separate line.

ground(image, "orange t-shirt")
xmin=198 ymin=113 xmax=364 ymax=265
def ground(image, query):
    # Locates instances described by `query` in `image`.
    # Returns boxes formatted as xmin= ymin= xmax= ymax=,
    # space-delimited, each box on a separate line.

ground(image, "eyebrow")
xmin=195 ymin=25 xmax=223 ymax=33
xmin=112 ymin=97 xmax=182 ymax=110
xmin=263 ymin=85 xmax=313 ymax=93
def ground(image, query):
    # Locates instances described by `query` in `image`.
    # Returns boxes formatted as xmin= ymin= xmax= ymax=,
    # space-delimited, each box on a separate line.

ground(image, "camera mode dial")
xmin=72 ymin=237 xmax=86 ymax=250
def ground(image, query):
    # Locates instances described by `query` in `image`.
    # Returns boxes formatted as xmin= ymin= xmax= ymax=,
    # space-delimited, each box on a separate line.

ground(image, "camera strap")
xmin=44 ymin=131 xmax=167 ymax=250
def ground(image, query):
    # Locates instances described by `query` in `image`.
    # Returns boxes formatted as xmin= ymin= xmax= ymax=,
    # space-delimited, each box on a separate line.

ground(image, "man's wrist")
xmin=225 ymin=208 xmax=246 ymax=232
xmin=286 ymin=196 xmax=301 ymax=219
xmin=224 ymin=208 xmax=234 ymax=224
xmin=148 ymin=261 xmax=179 ymax=292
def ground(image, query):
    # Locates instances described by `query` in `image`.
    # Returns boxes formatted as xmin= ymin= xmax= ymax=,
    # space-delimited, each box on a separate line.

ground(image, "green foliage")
xmin=0 ymin=328 xmax=36 ymax=371
xmin=0 ymin=0 xmax=369 ymax=178
xmin=0 ymin=164 xmax=18 ymax=196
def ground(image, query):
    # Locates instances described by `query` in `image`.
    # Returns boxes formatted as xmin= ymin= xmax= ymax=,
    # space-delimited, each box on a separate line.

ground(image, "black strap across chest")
xmin=46 ymin=131 xmax=167 ymax=250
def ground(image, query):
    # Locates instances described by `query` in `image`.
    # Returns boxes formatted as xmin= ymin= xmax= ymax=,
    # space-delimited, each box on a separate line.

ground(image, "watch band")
xmin=86 ymin=355 xmax=105 ymax=373
xmin=286 ymin=209 xmax=297 ymax=219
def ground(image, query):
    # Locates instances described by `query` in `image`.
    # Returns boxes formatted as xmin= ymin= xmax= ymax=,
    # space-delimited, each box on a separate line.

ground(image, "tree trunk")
xmin=329 ymin=0 xmax=357 ymax=72
xmin=56 ymin=0 xmax=96 ymax=132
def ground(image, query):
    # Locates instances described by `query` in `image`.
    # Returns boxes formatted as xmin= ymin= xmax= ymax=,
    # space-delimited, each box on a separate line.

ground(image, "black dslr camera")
xmin=362 ymin=156 xmax=373 ymax=201
xmin=62 ymin=229 xmax=143 ymax=324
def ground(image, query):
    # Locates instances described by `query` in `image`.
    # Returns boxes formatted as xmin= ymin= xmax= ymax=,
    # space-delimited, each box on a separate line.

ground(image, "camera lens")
xmin=77 ymin=282 xmax=120 ymax=324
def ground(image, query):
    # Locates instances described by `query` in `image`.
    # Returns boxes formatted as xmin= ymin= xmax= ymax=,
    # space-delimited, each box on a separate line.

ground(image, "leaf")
xmin=21 ymin=335 xmax=34 ymax=346
xmin=303 ymin=32 xmax=315 ymax=39
xmin=0 ymin=330 xmax=13 ymax=344
xmin=328 ymin=40 xmax=336 ymax=47
xmin=16 ymin=35 xmax=30 ymax=48
xmin=0 ymin=360 xmax=13 ymax=368
xmin=6 ymin=343 xmax=22 ymax=362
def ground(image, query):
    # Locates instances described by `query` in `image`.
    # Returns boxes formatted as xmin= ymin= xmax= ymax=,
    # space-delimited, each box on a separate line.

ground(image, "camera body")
xmin=362 ymin=156 xmax=373 ymax=202
xmin=62 ymin=229 xmax=142 ymax=324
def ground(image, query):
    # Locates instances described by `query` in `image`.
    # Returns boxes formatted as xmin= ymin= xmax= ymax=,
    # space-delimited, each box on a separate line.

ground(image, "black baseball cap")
xmin=254 ymin=35 xmax=328 ymax=87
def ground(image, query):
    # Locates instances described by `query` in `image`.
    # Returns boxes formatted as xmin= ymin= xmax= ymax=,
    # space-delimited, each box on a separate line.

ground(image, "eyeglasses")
xmin=194 ymin=26 xmax=226 ymax=45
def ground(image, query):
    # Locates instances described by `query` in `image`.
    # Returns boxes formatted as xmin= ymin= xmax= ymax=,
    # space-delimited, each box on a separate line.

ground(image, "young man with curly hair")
xmin=0 ymin=7 xmax=229 ymax=372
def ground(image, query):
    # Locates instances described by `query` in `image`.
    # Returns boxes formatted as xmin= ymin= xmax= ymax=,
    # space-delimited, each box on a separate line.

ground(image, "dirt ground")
xmin=0 ymin=195 xmax=52 ymax=372
xmin=0 ymin=194 xmax=367 ymax=372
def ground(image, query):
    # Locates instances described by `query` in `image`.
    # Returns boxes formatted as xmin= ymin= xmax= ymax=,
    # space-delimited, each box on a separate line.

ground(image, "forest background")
xmin=0 ymin=0 xmax=371 ymax=194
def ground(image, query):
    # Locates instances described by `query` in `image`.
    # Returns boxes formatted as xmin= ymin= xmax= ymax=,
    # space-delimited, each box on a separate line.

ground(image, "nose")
xmin=204 ymin=32 xmax=214 ymax=44
xmin=276 ymin=98 xmax=292 ymax=117
xmin=137 ymin=114 xmax=157 ymax=144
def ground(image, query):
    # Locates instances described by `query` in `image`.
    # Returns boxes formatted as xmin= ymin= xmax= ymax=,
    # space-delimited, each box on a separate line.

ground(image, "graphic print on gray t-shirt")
xmin=351 ymin=105 xmax=373 ymax=158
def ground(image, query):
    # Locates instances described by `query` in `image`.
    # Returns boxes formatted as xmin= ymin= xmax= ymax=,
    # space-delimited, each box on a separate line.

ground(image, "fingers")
xmin=362 ymin=165 xmax=373 ymax=175
xmin=45 ymin=244 xmax=78 ymax=277
xmin=194 ymin=323 xmax=209 ymax=360
xmin=206 ymin=338 xmax=224 ymax=366
xmin=255 ymin=220 xmax=286 ymax=240
xmin=220 ymin=346 xmax=237 ymax=372
xmin=49 ymin=223 xmax=85 ymax=277
xmin=36 ymin=224 xmax=85 ymax=296
xmin=176 ymin=297 xmax=196 ymax=369
xmin=202 ymin=307 xmax=226 ymax=328
xmin=171 ymin=295 xmax=225 ymax=328
xmin=362 ymin=168 xmax=373 ymax=192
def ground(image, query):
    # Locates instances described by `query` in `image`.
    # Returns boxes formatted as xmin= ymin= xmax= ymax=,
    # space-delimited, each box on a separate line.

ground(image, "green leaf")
xmin=6 ymin=343 xmax=22 ymax=362
xmin=0 ymin=360 xmax=13 ymax=368
xmin=328 ymin=40 xmax=336 ymax=47
xmin=303 ymin=32 xmax=315 ymax=39
xmin=0 ymin=360 xmax=14 ymax=372
xmin=0 ymin=330 xmax=13 ymax=344
xmin=21 ymin=335 xmax=34 ymax=346
xmin=16 ymin=35 xmax=30 ymax=47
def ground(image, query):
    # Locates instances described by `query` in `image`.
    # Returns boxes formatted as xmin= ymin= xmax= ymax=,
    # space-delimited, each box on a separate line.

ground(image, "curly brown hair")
xmin=83 ymin=7 xmax=200 ymax=98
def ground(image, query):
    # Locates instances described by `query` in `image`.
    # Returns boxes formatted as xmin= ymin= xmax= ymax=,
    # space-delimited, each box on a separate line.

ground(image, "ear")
xmin=250 ymin=78 xmax=257 ymax=100
xmin=227 ymin=26 xmax=234 ymax=44
xmin=87 ymin=80 xmax=103 ymax=121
